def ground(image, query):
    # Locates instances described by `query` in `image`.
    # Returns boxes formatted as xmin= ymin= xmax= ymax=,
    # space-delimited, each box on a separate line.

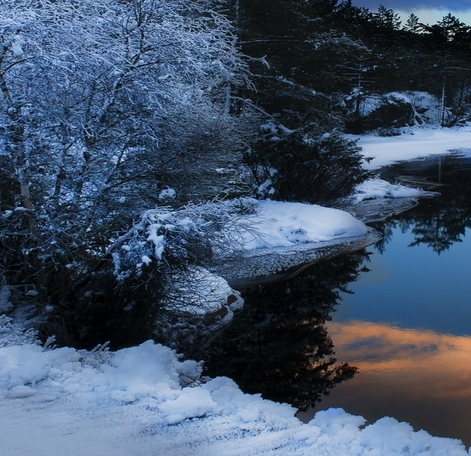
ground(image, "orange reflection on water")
xmin=328 ymin=320 xmax=471 ymax=400
xmin=310 ymin=321 xmax=471 ymax=444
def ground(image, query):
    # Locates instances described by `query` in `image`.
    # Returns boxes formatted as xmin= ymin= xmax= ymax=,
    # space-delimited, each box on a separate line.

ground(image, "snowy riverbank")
xmin=211 ymin=199 xmax=381 ymax=284
xmin=355 ymin=125 xmax=471 ymax=170
xmin=212 ymin=177 xmax=438 ymax=284
xmin=2 ymin=126 xmax=471 ymax=455
xmin=0 ymin=320 xmax=469 ymax=456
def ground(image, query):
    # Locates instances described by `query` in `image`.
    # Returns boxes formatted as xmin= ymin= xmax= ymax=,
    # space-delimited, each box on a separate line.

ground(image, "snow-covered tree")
xmin=244 ymin=128 xmax=369 ymax=204
xmin=0 ymin=0 xmax=255 ymax=346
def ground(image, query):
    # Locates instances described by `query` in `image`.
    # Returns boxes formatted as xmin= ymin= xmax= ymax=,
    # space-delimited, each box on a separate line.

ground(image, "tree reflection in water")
xmin=377 ymin=153 xmax=471 ymax=254
xmin=203 ymin=251 xmax=369 ymax=411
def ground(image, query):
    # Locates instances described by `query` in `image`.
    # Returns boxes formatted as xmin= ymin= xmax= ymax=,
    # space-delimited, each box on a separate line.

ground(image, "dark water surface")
xmin=205 ymin=152 xmax=471 ymax=446
xmin=305 ymin=153 xmax=471 ymax=446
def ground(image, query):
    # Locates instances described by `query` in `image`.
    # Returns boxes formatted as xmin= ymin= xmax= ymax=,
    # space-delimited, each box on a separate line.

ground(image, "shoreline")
xmin=210 ymin=228 xmax=381 ymax=286
xmin=211 ymin=194 xmax=433 ymax=286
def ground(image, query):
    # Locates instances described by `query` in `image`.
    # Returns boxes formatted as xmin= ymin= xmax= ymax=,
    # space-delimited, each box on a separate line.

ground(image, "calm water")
xmin=305 ymin=152 xmax=471 ymax=445
xmin=205 ymin=152 xmax=471 ymax=446
xmin=306 ymin=227 xmax=471 ymax=445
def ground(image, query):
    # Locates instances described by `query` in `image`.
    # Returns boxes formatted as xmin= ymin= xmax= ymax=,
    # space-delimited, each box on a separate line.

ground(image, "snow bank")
xmin=351 ymin=177 xmax=431 ymax=203
xmin=238 ymin=200 xmax=368 ymax=250
xmin=163 ymin=266 xmax=243 ymax=316
xmin=0 ymin=326 xmax=468 ymax=455
xmin=356 ymin=127 xmax=471 ymax=169
xmin=159 ymin=267 xmax=244 ymax=348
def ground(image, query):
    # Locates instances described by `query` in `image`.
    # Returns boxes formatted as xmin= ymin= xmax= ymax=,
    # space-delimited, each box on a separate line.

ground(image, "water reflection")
xmin=378 ymin=153 xmax=471 ymax=254
xmin=335 ymin=226 xmax=471 ymax=335
xmin=310 ymin=153 xmax=471 ymax=444
xmin=311 ymin=321 xmax=471 ymax=445
xmin=329 ymin=321 xmax=471 ymax=393
xmin=203 ymin=252 xmax=369 ymax=410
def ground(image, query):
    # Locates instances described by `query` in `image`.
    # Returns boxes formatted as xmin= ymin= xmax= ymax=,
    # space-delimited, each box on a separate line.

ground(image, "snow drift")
xmin=0 ymin=316 xmax=468 ymax=456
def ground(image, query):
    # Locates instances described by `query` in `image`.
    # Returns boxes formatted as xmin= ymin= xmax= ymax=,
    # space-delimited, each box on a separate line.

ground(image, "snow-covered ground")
xmin=237 ymin=200 xmax=369 ymax=249
xmin=2 ymin=126 xmax=471 ymax=455
xmin=356 ymin=126 xmax=471 ymax=169
xmin=0 ymin=319 xmax=469 ymax=456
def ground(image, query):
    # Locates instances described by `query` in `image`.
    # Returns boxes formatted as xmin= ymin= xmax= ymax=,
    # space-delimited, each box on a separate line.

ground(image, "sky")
xmin=353 ymin=1 xmax=471 ymax=26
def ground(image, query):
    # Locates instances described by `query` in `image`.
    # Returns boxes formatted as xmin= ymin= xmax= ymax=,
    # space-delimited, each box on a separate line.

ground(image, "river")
xmin=204 ymin=151 xmax=471 ymax=446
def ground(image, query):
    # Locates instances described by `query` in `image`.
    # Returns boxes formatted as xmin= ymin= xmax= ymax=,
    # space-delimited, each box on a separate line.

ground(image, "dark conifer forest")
xmin=238 ymin=0 xmax=471 ymax=131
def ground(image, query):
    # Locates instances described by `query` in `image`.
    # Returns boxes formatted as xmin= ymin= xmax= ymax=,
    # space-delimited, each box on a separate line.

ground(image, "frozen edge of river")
xmin=211 ymin=194 xmax=435 ymax=286
xmin=210 ymin=227 xmax=381 ymax=286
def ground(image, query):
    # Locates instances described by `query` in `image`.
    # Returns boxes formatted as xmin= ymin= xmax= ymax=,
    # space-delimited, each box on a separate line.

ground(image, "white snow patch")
xmin=356 ymin=126 xmax=471 ymax=169
xmin=141 ymin=255 xmax=152 ymax=265
xmin=351 ymin=177 xmax=427 ymax=203
xmin=0 ymin=331 xmax=468 ymax=456
xmin=237 ymin=200 xmax=368 ymax=250
xmin=147 ymin=226 xmax=165 ymax=260
xmin=158 ymin=188 xmax=176 ymax=200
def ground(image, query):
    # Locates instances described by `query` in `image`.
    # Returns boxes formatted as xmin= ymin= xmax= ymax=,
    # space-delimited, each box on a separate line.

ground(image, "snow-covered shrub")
xmin=0 ymin=0 xmax=256 ymax=350
xmin=111 ymin=198 xmax=259 ymax=278
xmin=346 ymin=92 xmax=416 ymax=133
xmin=104 ymin=199 xmax=254 ymax=351
xmin=0 ymin=315 xmax=38 ymax=347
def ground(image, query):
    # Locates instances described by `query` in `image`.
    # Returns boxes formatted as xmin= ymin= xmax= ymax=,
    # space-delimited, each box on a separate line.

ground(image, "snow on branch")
xmin=109 ymin=198 xmax=259 ymax=281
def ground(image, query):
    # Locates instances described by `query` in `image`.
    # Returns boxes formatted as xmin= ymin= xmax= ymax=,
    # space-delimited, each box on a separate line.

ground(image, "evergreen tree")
xmin=374 ymin=4 xmax=401 ymax=31
xmin=403 ymin=13 xmax=420 ymax=33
